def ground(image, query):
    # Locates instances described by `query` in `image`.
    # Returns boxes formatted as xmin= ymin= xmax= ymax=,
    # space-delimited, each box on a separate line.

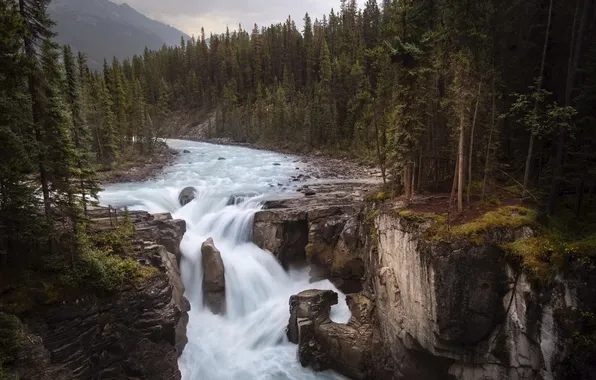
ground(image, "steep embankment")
xmin=253 ymin=188 xmax=596 ymax=380
xmin=0 ymin=209 xmax=189 ymax=379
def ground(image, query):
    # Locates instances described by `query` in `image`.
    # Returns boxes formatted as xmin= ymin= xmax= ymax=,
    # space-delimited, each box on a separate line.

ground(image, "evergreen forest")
xmin=1 ymin=0 xmax=596 ymax=280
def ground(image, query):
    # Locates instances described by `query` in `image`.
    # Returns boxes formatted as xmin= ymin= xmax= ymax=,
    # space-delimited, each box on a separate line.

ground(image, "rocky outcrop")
xmin=366 ymin=212 xmax=582 ymax=380
xmin=3 ymin=210 xmax=190 ymax=380
xmin=201 ymin=238 xmax=226 ymax=315
xmin=179 ymin=186 xmax=196 ymax=206
xmin=253 ymin=184 xmax=369 ymax=291
xmin=265 ymin=189 xmax=594 ymax=380
xmin=287 ymin=289 xmax=375 ymax=379
xmin=136 ymin=213 xmax=186 ymax=264
xmin=227 ymin=192 xmax=259 ymax=206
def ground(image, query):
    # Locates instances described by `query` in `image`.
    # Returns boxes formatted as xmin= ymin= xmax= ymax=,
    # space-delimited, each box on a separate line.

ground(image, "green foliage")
xmin=0 ymin=312 xmax=23 ymax=377
xmin=58 ymin=243 xmax=157 ymax=293
xmin=449 ymin=207 xmax=538 ymax=239
xmin=398 ymin=210 xmax=446 ymax=225
xmin=55 ymin=218 xmax=156 ymax=293
xmin=502 ymin=237 xmax=554 ymax=281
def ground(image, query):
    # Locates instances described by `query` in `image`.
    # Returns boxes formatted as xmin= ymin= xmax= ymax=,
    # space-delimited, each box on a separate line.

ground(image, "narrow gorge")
xmin=2 ymin=140 xmax=594 ymax=380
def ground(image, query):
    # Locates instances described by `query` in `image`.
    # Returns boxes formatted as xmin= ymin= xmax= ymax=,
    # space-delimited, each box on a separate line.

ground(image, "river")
xmin=98 ymin=139 xmax=350 ymax=380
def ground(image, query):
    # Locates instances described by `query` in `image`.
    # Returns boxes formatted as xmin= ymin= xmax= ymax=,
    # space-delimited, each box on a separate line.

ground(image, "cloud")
xmin=114 ymin=0 xmax=343 ymax=36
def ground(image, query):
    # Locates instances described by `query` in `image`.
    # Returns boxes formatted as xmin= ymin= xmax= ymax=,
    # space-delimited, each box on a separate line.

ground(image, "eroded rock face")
xmin=368 ymin=212 xmax=583 ymax=380
xmin=287 ymin=289 xmax=374 ymax=379
xmin=136 ymin=214 xmax=186 ymax=264
xmin=201 ymin=238 xmax=226 ymax=315
xmin=179 ymin=186 xmax=196 ymax=206
xmin=255 ymin=187 xmax=592 ymax=380
xmin=253 ymin=193 xmax=365 ymax=293
xmin=6 ymin=213 xmax=190 ymax=380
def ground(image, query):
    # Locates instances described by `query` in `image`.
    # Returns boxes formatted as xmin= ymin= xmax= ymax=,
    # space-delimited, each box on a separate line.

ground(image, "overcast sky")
xmin=114 ymin=0 xmax=347 ymax=37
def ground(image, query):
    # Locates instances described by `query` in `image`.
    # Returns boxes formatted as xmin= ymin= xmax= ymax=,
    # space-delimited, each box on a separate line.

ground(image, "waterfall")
xmin=99 ymin=139 xmax=350 ymax=380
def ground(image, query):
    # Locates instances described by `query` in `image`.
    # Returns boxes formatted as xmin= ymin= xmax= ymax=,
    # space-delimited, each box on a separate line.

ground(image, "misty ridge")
xmin=48 ymin=0 xmax=189 ymax=68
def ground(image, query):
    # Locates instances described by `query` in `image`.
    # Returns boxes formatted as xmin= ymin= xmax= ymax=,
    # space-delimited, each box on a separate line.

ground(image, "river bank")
xmin=174 ymin=136 xmax=386 ymax=182
xmin=96 ymin=145 xmax=178 ymax=185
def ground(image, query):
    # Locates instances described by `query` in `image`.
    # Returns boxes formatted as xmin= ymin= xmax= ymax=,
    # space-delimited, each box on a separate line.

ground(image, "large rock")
xmin=287 ymin=290 xmax=375 ymax=379
xmin=179 ymin=186 xmax=196 ymax=206
xmin=253 ymin=197 xmax=364 ymax=292
xmin=3 ymin=226 xmax=190 ymax=379
xmin=226 ymin=192 xmax=259 ymax=206
xmin=136 ymin=215 xmax=186 ymax=264
xmin=201 ymin=238 xmax=226 ymax=315
xmin=366 ymin=211 xmax=586 ymax=380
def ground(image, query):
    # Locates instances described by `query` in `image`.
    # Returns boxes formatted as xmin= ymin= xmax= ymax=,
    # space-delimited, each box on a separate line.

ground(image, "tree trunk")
xmin=576 ymin=178 xmax=585 ymax=218
xmin=417 ymin=153 xmax=423 ymax=193
xmin=373 ymin=99 xmax=387 ymax=184
xmin=549 ymin=0 xmax=591 ymax=214
xmin=457 ymin=107 xmax=466 ymax=213
xmin=467 ymin=82 xmax=482 ymax=205
xmin=522 ymin=0 xmax=554 ymax=197
xmin=404 ymin=163 xmax=413 ymax=199
xmin=19 ymin=0 xmax=52 ymax=229
xmin=483 ymin=80 xmax=496 ymax=199
xmin=450 ymin=159 xmax=459 ymax=206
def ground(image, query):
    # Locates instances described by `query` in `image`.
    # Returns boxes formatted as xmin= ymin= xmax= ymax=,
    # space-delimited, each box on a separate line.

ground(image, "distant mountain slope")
xmin=49 ymin=0 xmax=189 ymax=68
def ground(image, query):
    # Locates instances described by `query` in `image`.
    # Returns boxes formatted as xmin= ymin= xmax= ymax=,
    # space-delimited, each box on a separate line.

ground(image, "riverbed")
xmin=99 ymin=139 xmax=350 ymax=380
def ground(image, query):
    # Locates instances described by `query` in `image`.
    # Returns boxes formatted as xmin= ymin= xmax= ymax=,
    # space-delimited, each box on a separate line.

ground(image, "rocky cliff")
xmin=254 ymin=189 xmax=596 ymax=380
xmin=1 ymin=210 xmax=189 ymax=380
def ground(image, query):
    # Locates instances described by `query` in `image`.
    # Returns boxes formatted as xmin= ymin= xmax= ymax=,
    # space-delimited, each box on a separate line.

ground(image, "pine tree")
xmin=62 ymin=45 xmax=99 ymax=216
xmin=0 ymin=0 xmax=46 ymax=265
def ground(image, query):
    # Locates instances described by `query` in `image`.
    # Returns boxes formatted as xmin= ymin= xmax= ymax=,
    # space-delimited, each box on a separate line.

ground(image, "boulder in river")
xmin=183 ymin=149 xmax=191 ymax=154
xmin=201 ymin=238 xmax=226 ymax=315
xmin=218 ymin=157 xmax=226 ymax=161
xmin=227 ymin=192 xmax=259 ymax=206
xmin=273 ymin=163 xmax=281 ymax=166
xmin=179 ymin=186 xmax=196 ymax=206
xmin=288 ymin=289 xmax=374 ymax=379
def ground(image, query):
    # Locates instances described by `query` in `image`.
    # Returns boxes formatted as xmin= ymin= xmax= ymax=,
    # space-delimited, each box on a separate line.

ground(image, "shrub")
xmin=0 ymin=312 xmax=23 ymax=379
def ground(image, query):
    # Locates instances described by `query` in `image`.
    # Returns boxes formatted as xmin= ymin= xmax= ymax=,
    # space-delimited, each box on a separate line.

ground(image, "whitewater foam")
xmin=99 ymin=140 xmax=349 ymax=380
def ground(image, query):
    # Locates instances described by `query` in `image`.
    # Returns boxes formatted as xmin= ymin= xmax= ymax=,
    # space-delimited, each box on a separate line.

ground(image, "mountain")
xmin=48 ymin=0 xmax=189 ymax=68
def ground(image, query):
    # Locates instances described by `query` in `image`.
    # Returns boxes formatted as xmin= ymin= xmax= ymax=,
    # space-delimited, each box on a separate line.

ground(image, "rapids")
xmin=98 ymin=139 xmax=350 ymax=380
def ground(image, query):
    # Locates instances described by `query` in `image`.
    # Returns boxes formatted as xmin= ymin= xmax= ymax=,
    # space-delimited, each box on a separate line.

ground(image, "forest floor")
xmin=96 ymin=146 xmax=178 ymax=185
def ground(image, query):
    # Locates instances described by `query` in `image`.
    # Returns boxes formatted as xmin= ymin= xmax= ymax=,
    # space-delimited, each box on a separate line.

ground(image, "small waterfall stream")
xmin=99 ymin=139 xmax=349 ymax=380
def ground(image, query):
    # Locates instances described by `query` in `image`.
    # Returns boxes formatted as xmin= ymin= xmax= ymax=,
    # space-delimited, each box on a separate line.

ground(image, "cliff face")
xmin=369 ymin=212 xmax=580 ymax=380
xmin=4 ymin=212 xmax=189 ymax=380
xmin=254 ymin=190 xmax=595 ymax=380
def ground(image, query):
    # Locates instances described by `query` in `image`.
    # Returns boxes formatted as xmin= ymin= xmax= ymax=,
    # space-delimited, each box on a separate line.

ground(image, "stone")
xmin=218 ymin=157 xmax=226 ymax=160
xmin=226 ymin=192 xmax=259 ymax=206
xmin=182 ymin=150 xmax=191 ymax=154
xmin=201 ymin=238 xmax=226 ymax=315
xmin=136 ymin=217 xmax=186 ymax=265
xmin=178 ymin=186 xmax=196 ymax=206
xmin=304 ymin=189 xmax=316 ymax=196
xmin=273 ymin=163 xmax=281 ymax=166
xmin=6 ymin=210 xmax=190 ymax=379
xmin=287 ymin=290 xmax=374 ymax=380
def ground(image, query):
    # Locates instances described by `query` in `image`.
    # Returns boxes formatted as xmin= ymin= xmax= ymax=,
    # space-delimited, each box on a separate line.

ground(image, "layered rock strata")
xmin=259 ymin=187 xmax=594 ymax=380
xmin=4 ymin=209 xmax=190 ymax=380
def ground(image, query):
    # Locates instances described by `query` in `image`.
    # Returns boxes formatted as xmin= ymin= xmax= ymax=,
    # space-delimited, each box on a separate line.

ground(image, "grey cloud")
xmin=115 ymin=0 xmax=341 ymax=35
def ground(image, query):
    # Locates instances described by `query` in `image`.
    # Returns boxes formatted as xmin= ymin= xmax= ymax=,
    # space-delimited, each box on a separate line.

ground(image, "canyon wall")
xmin=2 ymin=211 xmax=189 ymax=380
xmin=254 ymin=191 xmax=595 ymax=380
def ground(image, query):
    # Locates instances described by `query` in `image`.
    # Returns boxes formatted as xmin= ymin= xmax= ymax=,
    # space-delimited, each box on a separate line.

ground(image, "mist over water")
xmin=99 ymin=139 xmax=350 ymax=380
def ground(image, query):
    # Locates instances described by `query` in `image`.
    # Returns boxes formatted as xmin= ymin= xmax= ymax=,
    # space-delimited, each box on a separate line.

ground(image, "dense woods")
xmin=117 ymin=0 xmax=596 ymax=218
xmin=1 ymin=1 xmax=596 ymax=269
xmin=0 ymin=0 xmax=162 ymax=268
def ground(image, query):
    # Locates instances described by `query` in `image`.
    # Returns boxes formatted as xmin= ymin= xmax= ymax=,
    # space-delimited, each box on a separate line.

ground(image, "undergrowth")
xmin=0 ymin=312 xmax=23 ymax=379
xmin=0 ymin=213 xmax=158 ymax=315
xmin=392 ymin=204 xmax=596 ymax=283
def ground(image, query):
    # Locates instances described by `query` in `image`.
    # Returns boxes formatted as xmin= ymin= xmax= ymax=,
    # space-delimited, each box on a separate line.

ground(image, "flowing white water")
xmin=99 ymin=139 xmax=350 ymax=380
